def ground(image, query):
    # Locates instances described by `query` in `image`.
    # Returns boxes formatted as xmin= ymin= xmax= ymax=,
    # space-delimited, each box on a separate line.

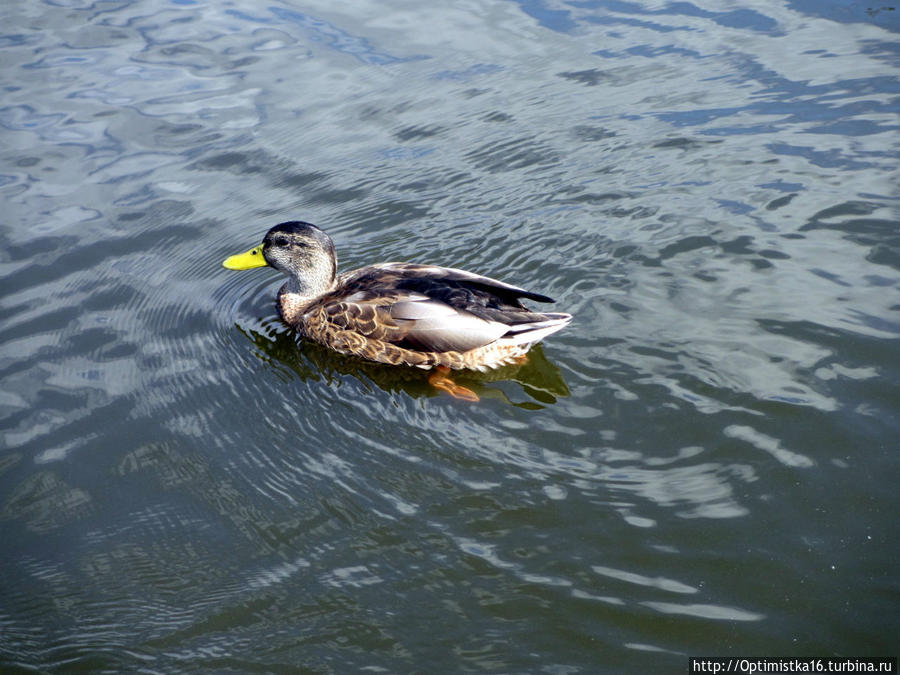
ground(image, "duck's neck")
xmin=277 ymin=274 xmax=337 ymax=326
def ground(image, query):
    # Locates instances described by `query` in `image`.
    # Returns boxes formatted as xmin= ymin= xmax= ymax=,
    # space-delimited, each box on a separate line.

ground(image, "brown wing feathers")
xmin=311 ymin=263 xmax=561 ymax=355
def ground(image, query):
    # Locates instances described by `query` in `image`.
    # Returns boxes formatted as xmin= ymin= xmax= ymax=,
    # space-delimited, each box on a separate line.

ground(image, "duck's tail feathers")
xmin=500 ymin=313 xmax=572 ymax=347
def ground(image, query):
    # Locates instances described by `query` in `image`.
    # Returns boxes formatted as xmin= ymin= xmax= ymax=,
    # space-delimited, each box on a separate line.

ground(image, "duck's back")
xmin=296 ymin=262 xmax=571 ymax=370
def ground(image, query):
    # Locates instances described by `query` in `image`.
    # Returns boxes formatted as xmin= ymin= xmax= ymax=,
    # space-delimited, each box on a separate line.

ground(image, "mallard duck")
xmin=223 ymin=221 xmax=572 ymax=400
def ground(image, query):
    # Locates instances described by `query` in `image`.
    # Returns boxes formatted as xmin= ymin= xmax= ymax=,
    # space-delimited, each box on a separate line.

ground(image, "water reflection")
xmin=234 ymin=318 xmax=570 ymax=407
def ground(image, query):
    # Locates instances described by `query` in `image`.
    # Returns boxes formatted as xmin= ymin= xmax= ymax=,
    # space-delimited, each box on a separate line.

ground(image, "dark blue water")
xmin=1 ymin=0 xmax=898 ymax=672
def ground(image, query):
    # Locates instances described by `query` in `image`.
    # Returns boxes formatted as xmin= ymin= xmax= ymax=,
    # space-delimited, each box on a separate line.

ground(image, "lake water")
xmin=1 ymin=0 xmax=898 ymax=672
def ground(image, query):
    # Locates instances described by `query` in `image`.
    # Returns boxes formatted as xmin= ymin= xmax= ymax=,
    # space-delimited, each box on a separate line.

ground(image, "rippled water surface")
xmin=2 ymin=0 xmax=898 ymax=671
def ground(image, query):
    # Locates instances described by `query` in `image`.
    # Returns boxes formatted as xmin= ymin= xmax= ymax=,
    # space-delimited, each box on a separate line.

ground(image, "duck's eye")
xmin=273 ymin=237 xmax=289 ymax=247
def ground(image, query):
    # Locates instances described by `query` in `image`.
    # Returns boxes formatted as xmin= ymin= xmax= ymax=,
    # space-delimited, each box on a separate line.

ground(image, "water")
xmin=1 ymin=0 xmax=898 ymax=672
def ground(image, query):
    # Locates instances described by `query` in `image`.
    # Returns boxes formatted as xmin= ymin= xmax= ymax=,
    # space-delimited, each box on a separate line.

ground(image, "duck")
xmin=222 ymin=221 xmax=572 ymax=400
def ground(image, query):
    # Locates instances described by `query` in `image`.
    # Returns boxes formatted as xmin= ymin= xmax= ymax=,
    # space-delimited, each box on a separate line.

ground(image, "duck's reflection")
xmin=236 ymin=318 xmax=569 ymax=408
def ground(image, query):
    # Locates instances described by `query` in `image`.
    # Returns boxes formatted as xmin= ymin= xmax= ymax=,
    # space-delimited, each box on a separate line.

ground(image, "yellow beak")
xmin=222 ymin=245 xmax=268 ymax=270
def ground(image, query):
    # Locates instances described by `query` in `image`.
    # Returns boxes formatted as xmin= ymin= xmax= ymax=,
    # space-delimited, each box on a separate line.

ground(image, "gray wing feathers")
xmin=335 ymin=265 xmax=570 ymax=354
xmin=390 ymin=299 xmax=458 ymax=320
xmin=389 ymin=296 xmax=571 ymax=352
xmin=391 ymin=298 xmax=509 ymax=352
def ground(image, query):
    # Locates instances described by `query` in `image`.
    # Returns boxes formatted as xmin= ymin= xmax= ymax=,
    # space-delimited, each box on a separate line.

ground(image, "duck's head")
xmin=223 ymin=221 xmax=337 ymax=296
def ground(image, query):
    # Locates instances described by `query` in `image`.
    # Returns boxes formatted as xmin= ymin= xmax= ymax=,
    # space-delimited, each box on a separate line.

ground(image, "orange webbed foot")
xmin=428 ymin=366 xmax=479 ymax=402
